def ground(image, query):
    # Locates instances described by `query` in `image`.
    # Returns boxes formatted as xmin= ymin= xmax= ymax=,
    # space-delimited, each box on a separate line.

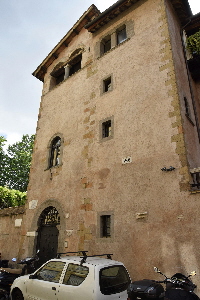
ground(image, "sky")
xmin=0 ymin=0 xmax=200 ymax=147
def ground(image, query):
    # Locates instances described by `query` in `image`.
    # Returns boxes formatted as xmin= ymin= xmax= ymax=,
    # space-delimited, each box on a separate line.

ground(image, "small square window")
xmin=99 ymin=116 xmax=114 ymax=142
xmin=100 ymin=215 xmax=111 ymax=238
xmin=102 ymin=120 xmax=112 ymax=138
xmin=117 ymin=26 xmax=127 ymax=45
xmin=103 ymin=77 xmax=112 ymax=93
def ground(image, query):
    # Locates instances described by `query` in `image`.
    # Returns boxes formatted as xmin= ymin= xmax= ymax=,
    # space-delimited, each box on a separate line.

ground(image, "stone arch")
xmin=28 ymin=199 xmax=66 ymax=262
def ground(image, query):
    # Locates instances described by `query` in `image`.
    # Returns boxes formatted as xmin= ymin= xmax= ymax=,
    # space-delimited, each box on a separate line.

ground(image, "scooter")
xmin=0 ymin=251 xmax=39 ymax=300
xmin=127 ymin=267 xmax=199 ymax=300
xmin=154 ymin=267 xmax=199 ymax=300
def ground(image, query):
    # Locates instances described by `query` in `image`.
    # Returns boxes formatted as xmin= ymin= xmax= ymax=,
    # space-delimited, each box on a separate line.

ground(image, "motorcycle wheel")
xmin=12 ymin=290 xmax=23 ymax=300
xmin=0 ymin=289 xmax=9 ymax=300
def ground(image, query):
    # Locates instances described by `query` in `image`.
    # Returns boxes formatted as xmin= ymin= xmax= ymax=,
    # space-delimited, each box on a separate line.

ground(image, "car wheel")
xmin=12 ymin=290 xmax=24 ymax=300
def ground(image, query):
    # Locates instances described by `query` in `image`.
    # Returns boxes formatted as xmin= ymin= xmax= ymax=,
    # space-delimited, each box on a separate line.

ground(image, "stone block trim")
xmin=81 ymin=177 xmax=93 ymax=189
xmin=82 ymin=100 xmax=96 ymax=167
xmin=77 ymin=222 xmax=93 ymax=250
xmin=158 ymin=0 xmax=189 ymax=191
xmin=80 ymin=197 xmax=93 ymax=211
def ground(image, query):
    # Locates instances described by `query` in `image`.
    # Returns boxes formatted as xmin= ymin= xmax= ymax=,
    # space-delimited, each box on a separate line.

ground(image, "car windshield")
xmin=99 ymin=265 xmax=130 ymax=295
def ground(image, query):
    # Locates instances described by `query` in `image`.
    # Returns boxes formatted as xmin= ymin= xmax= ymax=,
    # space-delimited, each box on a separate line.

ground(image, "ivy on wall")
xmin=187 ymin=30 xmax=200 ymax=55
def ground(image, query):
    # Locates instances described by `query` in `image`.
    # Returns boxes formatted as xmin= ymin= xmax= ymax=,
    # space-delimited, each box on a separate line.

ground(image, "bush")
xmin=0 ymin=186 xmax=26 ymax=209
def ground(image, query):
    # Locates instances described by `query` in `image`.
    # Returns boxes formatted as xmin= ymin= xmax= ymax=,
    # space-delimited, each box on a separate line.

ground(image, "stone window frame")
xmin=101 ymin=74 xmax=113 ymax=95
xmin=97 ymin=211 xmax=114 ymax=240
xmin=99 ymin=116 xmax=114 ymax=142
xmin=99 ymin=25 xmax=127 ymax=56
xmin=95 ymin=20 xmax=134 ymax=59
xmin=99 ymin=24 xmax=127 ymax=57
xmin=46 ymin=133 xmax=64 ymax=170
xmin=49 ymin=48 xmax=84 ymax=89
xmin=100 ymin=34 xmax=112 ymax=55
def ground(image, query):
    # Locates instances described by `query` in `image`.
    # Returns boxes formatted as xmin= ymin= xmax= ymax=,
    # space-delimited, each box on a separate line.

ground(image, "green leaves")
xmin=0 ymin=186 xmax=26 ymax=209
xmin=0 ymin=134 xmax=35 ymax=193
xmin=187 ymin=30 xmax=200 ymax=55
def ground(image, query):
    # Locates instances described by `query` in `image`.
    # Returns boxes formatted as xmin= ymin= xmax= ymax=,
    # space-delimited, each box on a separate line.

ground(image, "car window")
xmin=99 ymin=265 xmax=131 ymax=295
xmin=36 ymin=261 xmax=65 ymax=283
xmin=62 ymin=263 xmax=89 ymax=286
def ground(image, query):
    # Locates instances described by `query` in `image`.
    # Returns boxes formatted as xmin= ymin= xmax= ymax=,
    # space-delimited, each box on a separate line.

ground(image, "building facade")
xmin=2 ymin=0 xmax=200 ymax=285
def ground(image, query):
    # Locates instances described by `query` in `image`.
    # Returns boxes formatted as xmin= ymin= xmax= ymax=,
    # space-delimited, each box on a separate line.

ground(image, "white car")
xmin=10 ymin=253 xmax=131 ymax=300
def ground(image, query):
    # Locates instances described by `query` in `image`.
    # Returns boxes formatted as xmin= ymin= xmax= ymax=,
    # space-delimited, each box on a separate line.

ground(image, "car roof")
xmin=49 ymin=256 xmax=124 ymax=267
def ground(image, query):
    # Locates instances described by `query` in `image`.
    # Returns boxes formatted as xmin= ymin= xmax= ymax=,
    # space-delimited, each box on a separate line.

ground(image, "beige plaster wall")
xmin=8 ymin=0 xmax=200 ymax=289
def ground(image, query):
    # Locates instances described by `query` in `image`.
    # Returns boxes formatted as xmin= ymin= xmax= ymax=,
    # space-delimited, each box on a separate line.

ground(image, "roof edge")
xmin=32 ymin=4 xmax=100 ymax=81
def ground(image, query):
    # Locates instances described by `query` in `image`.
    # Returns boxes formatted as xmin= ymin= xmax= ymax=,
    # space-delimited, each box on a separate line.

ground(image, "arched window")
xmin=49 ymin=136 xmax=61 ymax=168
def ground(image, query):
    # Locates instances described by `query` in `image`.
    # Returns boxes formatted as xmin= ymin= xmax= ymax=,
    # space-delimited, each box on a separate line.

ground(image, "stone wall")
xmin=0 ymin=206 xmax=25 ymax=262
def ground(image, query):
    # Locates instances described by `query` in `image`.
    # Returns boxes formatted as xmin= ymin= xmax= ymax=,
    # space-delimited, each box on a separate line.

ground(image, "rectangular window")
xmin=100 ymin=215 xmax=111 ymax=238
xmin=101 ymin=35 xmax=111 ymax=54
xmin=103 ymin=77 xmax=112 ymax=93
xmin=117 ymin=26 xmax=127 ymax=44
xmin=102 ymin=120 xmax=112 ymax=138
xmin=99 ymin=116 xmax=114 ymax=142
xmin=99 ymin=23 xmax=129 ymax=58
xmin=69 ymin=54 xmax=82 ymax=76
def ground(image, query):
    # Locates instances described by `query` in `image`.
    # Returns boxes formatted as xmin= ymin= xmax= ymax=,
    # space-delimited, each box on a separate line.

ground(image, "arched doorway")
xmin=36 ymin=206 xmax=60 ymax=266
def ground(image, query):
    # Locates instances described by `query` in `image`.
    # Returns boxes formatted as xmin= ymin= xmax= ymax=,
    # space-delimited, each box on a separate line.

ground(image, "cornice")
xmin=85 ymin=0 xmax=141 ymax=33
xmin=33 ymin=0 xmax=193 ymax=82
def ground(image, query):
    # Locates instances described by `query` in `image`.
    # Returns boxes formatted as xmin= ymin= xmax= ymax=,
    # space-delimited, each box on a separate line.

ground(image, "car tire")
xmin=12 ymin=290 xmax=24 ymax=300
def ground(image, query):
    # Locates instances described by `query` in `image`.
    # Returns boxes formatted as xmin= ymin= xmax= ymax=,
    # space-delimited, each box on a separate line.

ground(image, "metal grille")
xmin=40 ymin=206 xmax=60 ymax=226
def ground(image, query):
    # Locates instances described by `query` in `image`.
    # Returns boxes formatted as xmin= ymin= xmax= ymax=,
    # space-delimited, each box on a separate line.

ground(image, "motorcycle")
xmin=0 ymin=251 xmax=39 ymax=300
xmin=127 ymin=267 xmax=199 ymax=300
xmin=154 ymin=267 xmax=199 ymax=300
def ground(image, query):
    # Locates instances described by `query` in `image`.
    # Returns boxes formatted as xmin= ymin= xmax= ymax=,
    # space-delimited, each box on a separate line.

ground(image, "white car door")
xmin=57 ymin=262 xmax=94 ymax=300
xmin=26 ymin=261 xmax=65 ymax=300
